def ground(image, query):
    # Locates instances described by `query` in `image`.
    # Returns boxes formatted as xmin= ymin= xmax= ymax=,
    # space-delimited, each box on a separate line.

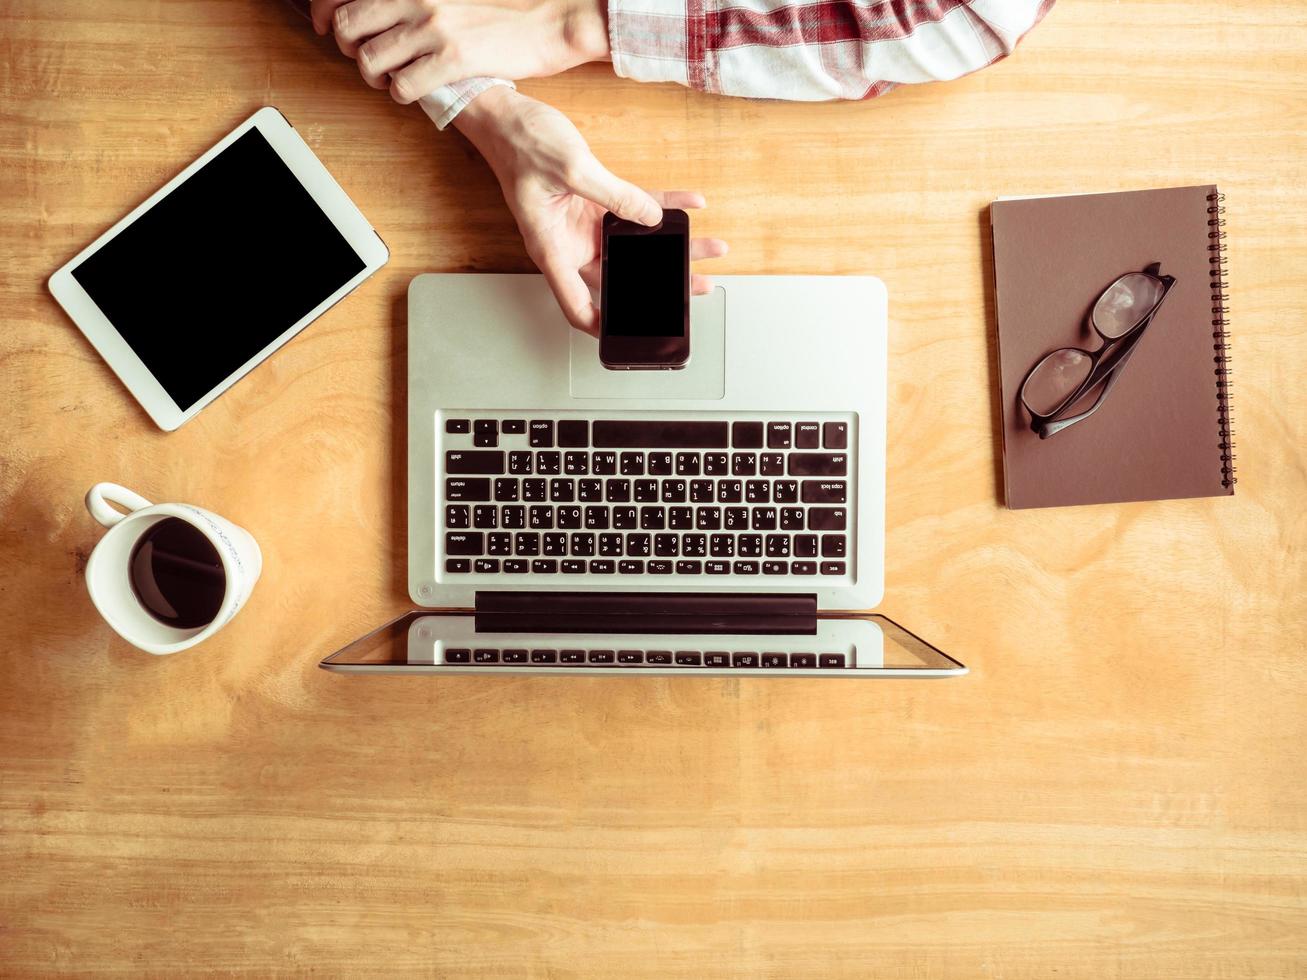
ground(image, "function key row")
xmin=443 ymin=648 xmax=849 ymax=668
xmin=444 ymin=419 xmax=849 ymax=451
xmin=446 ymin=451 xmax=847 ymax=478
xmin=444 ymin=558 xmax=848 ymax=576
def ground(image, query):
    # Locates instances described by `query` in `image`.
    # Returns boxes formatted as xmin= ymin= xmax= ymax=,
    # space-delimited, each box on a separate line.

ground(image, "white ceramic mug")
xmin=84 ymin=483 xmax=262 ymax=654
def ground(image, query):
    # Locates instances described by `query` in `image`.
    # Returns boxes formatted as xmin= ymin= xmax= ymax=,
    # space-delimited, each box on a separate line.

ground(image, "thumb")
xmin=566 ymin=156 xmax=663 ymax=226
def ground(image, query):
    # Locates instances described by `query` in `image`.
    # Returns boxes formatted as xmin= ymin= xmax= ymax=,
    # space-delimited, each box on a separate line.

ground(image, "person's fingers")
xmin=357 ymin=22 xmax=425 ymax=88
xmin=691 ymin=274 xmax=715 ymax=295
xmin=691 ymin=237 xmax=728 ymax=261
xmin=535 ymin=249 xmax=600 ymax=335
xmin=330 ymin=0 xmax=405 ymax=57
xmin=311 ymin=0 xmax=349 ymax=36
xmin=567 ymin=157 xmax=663 ymax=226
xmin=388 ymin=52 xmax=461 ymax=104
xmin=654 ymin=190 xmax=707 ymax=211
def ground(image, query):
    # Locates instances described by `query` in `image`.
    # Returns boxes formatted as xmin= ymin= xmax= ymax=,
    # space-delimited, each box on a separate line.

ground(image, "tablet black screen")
xmin=72 ymin=127 xmax=366 ymax=410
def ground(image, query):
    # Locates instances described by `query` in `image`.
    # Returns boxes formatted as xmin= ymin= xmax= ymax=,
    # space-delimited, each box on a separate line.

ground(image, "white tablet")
xmin=49 ymin=106 xmax=389 ymax=430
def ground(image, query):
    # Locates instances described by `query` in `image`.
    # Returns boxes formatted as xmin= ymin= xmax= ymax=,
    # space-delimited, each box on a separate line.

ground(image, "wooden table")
xmin=3 ymin=1 xmax=1305 ymax=975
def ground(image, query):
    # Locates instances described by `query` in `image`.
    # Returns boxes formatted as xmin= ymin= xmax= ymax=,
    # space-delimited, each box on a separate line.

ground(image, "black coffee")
xmin=128 ymin=517 xmax=226 ymax=629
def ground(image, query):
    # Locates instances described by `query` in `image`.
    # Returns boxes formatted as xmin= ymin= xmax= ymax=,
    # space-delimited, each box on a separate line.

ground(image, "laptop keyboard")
xmin=438 ymin=412 xmax=854 ymax=581
xmin=443 ymin=646 xmax=850 ymax=669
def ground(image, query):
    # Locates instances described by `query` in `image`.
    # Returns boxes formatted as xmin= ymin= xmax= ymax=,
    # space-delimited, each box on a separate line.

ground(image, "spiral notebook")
xmin=990 ymin=185 xmax=1235 ymax=509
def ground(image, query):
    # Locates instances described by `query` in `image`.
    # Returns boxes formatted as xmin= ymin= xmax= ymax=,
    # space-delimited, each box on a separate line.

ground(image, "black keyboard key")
xmin=613 ymin=507 xmax=638 ymax=529
xmin=703 ymin=453 xmax=729 ymax=475
xmin=619 ymin=560 xmax=644 ymax=574
xmin=543 ymin=532 xmax=567 ymax=555
xmin=676 ymin=453 xmax=701 ymax=476
xmin=617 ymin=650 xmax=644 ymax=663
xmin=473 ymin=419 xmax=498 ymax=447
xmin=502 ymin=505 xmax=525 ymax=529
xmin=661 ymin=480 xmax=688 ymax=503
xmin=820 ymin=561 xmax=846 ymax=576
xmin=780 ymin=507 xmax=804 ymax=530
xmin=509 ymin=451 xmax=533 ymax=475
xmin=595 ymin=420 xmax=729 ymax=448
xmin=795 ymin=422 xmax=820 ymax=448
xmin=669 ymin=507 xmax=693 ymax=530
xmin=732 ymin=652 xmax=759 ymax=668
xmin=445 ymin=558 xmax=470 ymax=573
xmin=634 ymin=479 xmax=659 ymax=502
xmin=690 ymin=479 xmax=714 ymax=502
xmin=599 ymin=533 xmax=623 ymax=556
xmin=570 ymin=532 xmax=595 ymax=556
xmin=791 ymin=653 xmax=816 ymax=668
xmin=762 ymin=561 xmax=787 ymax=575
xmin=710 ymin=535 xmax=735 ymax=557
xmin=515 ymin=532 xmax=540 ymax=555
xmin=550 ymin=479 xmax=575 ymax=502
xmin=557 ymin=419 xmax=589 ymax=447
xmin=704 ymin=652 xmax=730 ymax=666
xmin=473 ymin=649 xmax=499 ymax=663
xmin=589 ymin=559 xmax=615 ymax=574
xmin=773 ymin=480 xmax=798 ymax=503
xmin=675 ymin=651 xmax=702 ymax=666
xmin=792 ymin=561 xmax=817 ymax=575
xmin=751 ymin=508 xmax=778 ymax=531
xmin=717 ymin=480 xmax=743 ymax=504
xmin=445 ymin=418 xmax=470 ymax=434
xmin=745 ymin=480 xmax=770 ymax=503
xmin=502 ymin=649 xmax=528 ymax=663
xmin=788 ymin=453 xmax=847 ymax=477
xmin=682 ymin=533 xmax=707 ymax=557
xmin=640 ymin=507 xmax=666 ymax=530
xmin=761 ymin=653 xmax=788 ymax=668
xmin=446 ymin=478 xmax=490 ymax=501
xmin=724 ymin=507 xmax=748 ymax=530
xmin=529 ymin=506 xmax=553 ymax=529
xmin=646 ymin=651 xmax=673 ymax=664
xmin=529 ymin=420 xmax=554 ymax=447
xmin=522 ymin=479 xmax=547 ymax=501
xmin=648 ymin=560 xmax=672 ymax=574
xmin=446 ymin=505 xmax=470 ymax=528
xmin=696 ymin=507 xmax=721 ymax=530
xmin=445 ymin=647 xmax=471 ymax=663
xmin=765 ymin=535 xmax=791 ymax=557
xmin=502 ymin=419 xmax=526 ymax=434
xmin=530 ymin=649 xmax=557 ymax=663
xmin=564 ymin=452 xmax=589 ymax=475
xmin=560 ymin=650 xmax=586 ymax=664
xmin=732 ymin=421 xmax=763 ymax=448
xmin=487 ymin=532 xmax=512 ymax=555
xmin=655 ymin=534 xmax=679 ymax=557
xmin=578 ymin=479 xmax=603 ymax=502
xmin=494 ymin=478 xmax=519 ymax=502
xmin=648 ymin=452 xmax=673 ymax=475
xmin=738 ymin=534 xmax=762 ymax=557
xmin=593 ymin=452 xmax=618 ymax=475
xmin=473 ymin=505 xmax=498 ymax=528
xmin=731 ymin=453 xmax=757 ymax=476
xmin=626 ymin=533 xmax=651 ymax=556
xmin=620 ymin=452 xmax=645 ymax=475
xmin=819 ymin=653 xmax=847 ymax=669
xmin=767 ymin=422 xmax=792 ymax=449
xmin=446 ymin=450 xmax=505 ymax=474
xmin=810 ymin=508 xmax=848 ymax=532
xmin=821 ymin=534 xmax=847 ymax=557
xmin=605 ymin=479 xmax=632 ymax=503
xmin=504 ymin=559 xmax=528 ymax=573
xmin=733 ymin=560 xmax=760 ymax=574
xmin=445 ymin=532 xmax=483 ymax=555
xmin=823 ymin=422 xmax=848 ymax=449
xmin=584 ymin=507 xmax=609 ymax=530
xmin=676 ymin=560 xmax=702 ymax=575
xmin=561 ymin=559 xmax=586 ymax=574
xmin=802 ymin=481 xmax=847 ymax=504
xmin=794 ymin=534 xmax=818 ymax=558
xmin=532 ymin=559 xmax=558 ymax=574
xmin=760 ymin=453 xmax=785 ymax=476
xmin=588 ymin=650 xmax=615 ymax=663
xmin=706 ymin=560 xmax=730 ymax=574
xmin=537 ymin=452 xmax=562 ymax=475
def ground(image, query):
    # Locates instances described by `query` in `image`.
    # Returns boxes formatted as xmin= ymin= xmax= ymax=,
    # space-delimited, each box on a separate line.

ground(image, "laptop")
xmin=320 ymin=274 xmax=965 ymax=677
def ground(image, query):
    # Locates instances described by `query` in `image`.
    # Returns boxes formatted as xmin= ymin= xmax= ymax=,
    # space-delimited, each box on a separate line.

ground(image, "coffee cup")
xmin=83 ymin=483 xmax=262 ymax=654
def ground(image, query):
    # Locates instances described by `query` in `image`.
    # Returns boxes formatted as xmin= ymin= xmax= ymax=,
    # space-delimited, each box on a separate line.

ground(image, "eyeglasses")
xmin=1020 ymin=262 xmax=1177 ymax=439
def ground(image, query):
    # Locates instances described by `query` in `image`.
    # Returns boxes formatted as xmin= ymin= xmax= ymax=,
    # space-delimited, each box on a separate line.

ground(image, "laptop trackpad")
xmin=568 ymin=286 xmax=725 ymax=400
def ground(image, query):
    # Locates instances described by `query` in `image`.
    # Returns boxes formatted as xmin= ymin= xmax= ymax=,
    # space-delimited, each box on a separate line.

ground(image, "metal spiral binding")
xmin=1209 ymin=191 xmax=1236 ymax=488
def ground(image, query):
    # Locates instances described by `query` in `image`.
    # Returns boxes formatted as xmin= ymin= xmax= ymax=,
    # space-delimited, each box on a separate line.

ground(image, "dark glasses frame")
xmin=1020 ymin=262 xmax=1177 ymax=439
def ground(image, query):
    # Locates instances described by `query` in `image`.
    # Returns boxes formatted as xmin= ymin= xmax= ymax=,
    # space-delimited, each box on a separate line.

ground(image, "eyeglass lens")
xmin=1023 ymin=347 xmax=1092 ymax=416
xmin=1093 ymin=273 xmax=1166 ymax=339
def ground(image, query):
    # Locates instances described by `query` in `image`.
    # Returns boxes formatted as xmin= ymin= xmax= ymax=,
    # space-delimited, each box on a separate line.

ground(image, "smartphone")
xmin=600 ymin=209 xmax=690 ymax=370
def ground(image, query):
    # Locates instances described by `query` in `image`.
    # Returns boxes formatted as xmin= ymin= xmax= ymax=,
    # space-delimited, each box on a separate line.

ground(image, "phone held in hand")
xmin=599 ymin=209 xmax=690 ymax=370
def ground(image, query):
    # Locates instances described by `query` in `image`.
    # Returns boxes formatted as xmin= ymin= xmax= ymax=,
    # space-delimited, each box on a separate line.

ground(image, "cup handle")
xmin=85 ymin=483 xmax=153 ymax=528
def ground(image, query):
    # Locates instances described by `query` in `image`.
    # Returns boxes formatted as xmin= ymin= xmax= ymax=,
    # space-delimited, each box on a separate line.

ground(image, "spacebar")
xmin=592 ymin=420 xmax=729 ymax=448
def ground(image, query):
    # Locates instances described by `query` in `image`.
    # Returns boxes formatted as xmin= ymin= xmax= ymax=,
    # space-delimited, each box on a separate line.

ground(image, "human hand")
xmin=454 ymin=87 xmax=728 ymax=335
xmin=311 ymin=0 xmax=610 ymax=102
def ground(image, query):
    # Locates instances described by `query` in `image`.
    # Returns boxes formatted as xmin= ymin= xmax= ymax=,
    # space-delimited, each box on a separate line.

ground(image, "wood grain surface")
xmin=3 ymin=1 xmax=1305 ymax=975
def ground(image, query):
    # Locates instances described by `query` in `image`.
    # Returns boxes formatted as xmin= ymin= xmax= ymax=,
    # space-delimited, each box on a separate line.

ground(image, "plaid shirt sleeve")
xmin=608 ymin=0 xmax=1055 ymax=100
xmin=419 ymin=78 xmax=516 ymax=130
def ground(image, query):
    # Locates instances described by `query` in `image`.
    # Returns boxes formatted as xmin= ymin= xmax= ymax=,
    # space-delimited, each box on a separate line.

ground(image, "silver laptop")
xmin=321 ymin=274 xmax=965 ymax=678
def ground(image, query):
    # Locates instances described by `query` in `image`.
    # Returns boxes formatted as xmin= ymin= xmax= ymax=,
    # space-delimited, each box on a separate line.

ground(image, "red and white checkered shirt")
xmin=421 ymin=0 xmax=1054 ymax=129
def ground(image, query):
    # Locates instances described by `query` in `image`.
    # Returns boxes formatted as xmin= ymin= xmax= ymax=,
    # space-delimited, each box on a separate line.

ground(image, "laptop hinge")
xmin=474 ymin=592 xmax=818 ymax=636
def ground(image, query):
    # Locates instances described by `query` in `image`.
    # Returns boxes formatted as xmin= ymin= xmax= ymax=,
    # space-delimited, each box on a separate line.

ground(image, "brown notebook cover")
xmin=991 ymin=185 xmax=1235 ymax=509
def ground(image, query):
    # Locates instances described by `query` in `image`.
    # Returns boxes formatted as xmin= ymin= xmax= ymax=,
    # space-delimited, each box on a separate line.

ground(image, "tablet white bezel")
xmin=48 ymin=106 xmax=389 ymax=431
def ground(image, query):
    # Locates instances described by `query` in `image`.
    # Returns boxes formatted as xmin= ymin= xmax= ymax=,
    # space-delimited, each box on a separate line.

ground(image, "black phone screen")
xmin=603 ymin=233 xmax=687 ymax=337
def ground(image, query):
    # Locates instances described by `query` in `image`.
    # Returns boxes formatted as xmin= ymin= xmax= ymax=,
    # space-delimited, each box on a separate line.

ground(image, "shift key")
xmin=446 ymin=450 xmax=505 ymax=474
xmin=788 ymin=453 xmax=847 ymax=477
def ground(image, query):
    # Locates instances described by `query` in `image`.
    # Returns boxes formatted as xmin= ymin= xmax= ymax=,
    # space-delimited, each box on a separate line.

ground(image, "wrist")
xmin=561 ymin=0 xmax=611 ymax=64
xmin=451 ymin=84 xmax=519 ymax=144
